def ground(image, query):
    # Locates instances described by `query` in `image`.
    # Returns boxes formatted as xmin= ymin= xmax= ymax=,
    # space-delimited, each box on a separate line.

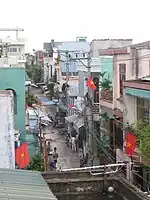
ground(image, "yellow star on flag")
xmin=21 ymin=153 xmax=24 ymax=157
xmin=126 ymin=142 xmax=131 ymax=148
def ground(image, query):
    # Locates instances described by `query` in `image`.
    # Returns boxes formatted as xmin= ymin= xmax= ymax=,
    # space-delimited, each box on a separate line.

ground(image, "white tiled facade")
xmin=0 ymin=37 xmax=26 ymax=67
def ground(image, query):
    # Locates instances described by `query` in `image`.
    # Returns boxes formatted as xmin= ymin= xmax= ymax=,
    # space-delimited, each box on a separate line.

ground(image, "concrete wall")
xmin=90 ymin=39 xmax=132 ymax=57
xmin=124 ymin=95 xmax=137 ymax=124
xmin=0 ymin=90 xmax=15 ymax=169
xmin=129 ymin=48 xmax=150 ymax=80
xmin=0 ymin=68 xmax=25 ymax=138
xmin=43 ymin=171 xmax=148 ymax=200
xmin=137 ymin=48 xmax=150 ymax=78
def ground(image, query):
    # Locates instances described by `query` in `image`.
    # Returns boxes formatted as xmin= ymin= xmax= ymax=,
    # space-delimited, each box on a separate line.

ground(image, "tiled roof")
xmin=0 ymin=168 xmax=57 ymax=200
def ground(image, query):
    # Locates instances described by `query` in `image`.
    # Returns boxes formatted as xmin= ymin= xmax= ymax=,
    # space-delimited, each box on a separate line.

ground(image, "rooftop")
xmin=0 ymin=168 xmax=57 ymax=200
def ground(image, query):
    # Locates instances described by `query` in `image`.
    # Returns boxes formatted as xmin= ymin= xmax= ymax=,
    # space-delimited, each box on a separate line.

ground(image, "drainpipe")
xmin=135 ymin=48 xmax=139 ymax=79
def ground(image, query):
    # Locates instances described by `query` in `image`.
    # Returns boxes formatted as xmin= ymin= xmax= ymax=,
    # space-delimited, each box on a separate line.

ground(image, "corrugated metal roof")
xmin=0 ymin=168 xmax=57 ymax=200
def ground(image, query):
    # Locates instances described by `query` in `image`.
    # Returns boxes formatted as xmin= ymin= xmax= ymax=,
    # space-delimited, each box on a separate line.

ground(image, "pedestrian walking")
xmin=71 ymin=136 xmax=76 ymax=152
xmin=46 ymin=141 xmax=52 ymax=156
xmin=53 ymin=147 xmax=58 ymax=169
xmin=48 ymin=151 xmax=55 ymax=170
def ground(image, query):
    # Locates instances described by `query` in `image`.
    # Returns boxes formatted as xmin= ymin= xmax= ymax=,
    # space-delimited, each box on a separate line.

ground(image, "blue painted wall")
xmin=0 ymin=68 xmax=25 ymax=140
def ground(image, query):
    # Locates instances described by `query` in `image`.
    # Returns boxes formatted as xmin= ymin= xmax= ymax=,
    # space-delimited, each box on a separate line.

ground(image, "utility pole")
xmin=85 ymin=52 xmax=93 ymax=162
xmin=87 ymin=52 xmax=91 ymax=95
xmin=39 ymin=117 xmax=42 ymax=152
xmin=65 ymin=51 xmax=70 ymax=116
xmin=43 ymin=133 xmax=47 ymax=171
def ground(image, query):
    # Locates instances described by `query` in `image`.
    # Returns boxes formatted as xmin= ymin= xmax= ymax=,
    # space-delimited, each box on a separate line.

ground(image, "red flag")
xmin=86 ymin=78 xmax=96 ymax=91
xmin=125 ymin=133 xmax=136 ymax=157
xmin=15 ymin=143 xmax=30 ymax=169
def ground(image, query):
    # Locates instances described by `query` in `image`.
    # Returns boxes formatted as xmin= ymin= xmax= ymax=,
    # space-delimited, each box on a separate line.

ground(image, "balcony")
xmin=100 ymin=89 xmax=113 ymax=103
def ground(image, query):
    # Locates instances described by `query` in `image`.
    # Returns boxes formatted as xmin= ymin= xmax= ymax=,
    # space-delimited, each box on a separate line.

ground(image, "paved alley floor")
xmin=44 ymin=126 xmax=80 ymax=169
xmin=30 ymin=87 xmax=80 ymax=169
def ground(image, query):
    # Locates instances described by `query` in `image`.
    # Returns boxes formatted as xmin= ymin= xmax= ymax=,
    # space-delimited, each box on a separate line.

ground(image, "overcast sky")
xmin=1 ymin=0 xmax=150 ymax=52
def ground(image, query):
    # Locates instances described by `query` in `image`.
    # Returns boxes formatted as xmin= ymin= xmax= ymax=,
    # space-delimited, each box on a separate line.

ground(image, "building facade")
xmin=0 ymin=67 xmax=25 ymax=141
xmin=0 ymin=90 xmax=15 ymax=169
xmin=90 ymin=39 xmax=133 ymax=57
xmin=0 ymin=37 xmax=26 ymax=67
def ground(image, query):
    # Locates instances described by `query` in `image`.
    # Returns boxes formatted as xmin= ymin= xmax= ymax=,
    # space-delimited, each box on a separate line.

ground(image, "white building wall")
xmin=43 ymin=57 xmax=54 ymax=83
xmin=138 ymin=48 xmax=150 ymax=78
xmin=124 ymin=95 xmax=137 ymax=124
xmin=0 ymin=37 xmax=25 ymax=67
xmin=0 ymin=90 xmax=15 ymax=169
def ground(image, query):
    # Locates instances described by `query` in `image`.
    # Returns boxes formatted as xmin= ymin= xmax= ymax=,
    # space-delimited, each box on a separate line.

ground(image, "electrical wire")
xmin=58 ymin=51 xmax=150 ymax=64
xmin=91 ymin=126 xmax=150 ymax=192
xmin=45 ymin=48 xmax=150 ymax=189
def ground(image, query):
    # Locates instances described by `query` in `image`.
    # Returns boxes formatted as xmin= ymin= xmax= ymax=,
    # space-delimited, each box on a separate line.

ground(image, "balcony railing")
xmin=100 ymin=89 xmax=113 ymax=103
xmin=92 ymin=103 xmax=99 ymax=114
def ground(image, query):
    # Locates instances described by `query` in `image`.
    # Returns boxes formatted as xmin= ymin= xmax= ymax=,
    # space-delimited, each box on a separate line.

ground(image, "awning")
xmin=73 ymin=117 xmax=84 ymax=133
xmin=125 ymin=87 xmax=150 ymax=99
xmin=65 ymin=115 xmax=78 ymax=123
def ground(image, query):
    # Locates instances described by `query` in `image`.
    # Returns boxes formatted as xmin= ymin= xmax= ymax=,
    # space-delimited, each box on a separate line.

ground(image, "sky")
xmin=1 ymin=0 xmax=150 ymax=52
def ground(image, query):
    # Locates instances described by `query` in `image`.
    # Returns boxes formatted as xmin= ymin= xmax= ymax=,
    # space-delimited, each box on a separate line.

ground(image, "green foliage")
xmin=99 ymin=71 xmax=112 ymax=90
xmin=27 ymin=154 xmax=44 ymax=171
xmin=25 ymin=92 xmax=40 ymax=106
xmin=126 ymin=121 xmax=150 ymax=161
xmin=134 ymin=121 xmax=150 ymax=160
xmin=99 ymin=71 xmax=107 ymax=78
xmin=26 ymin=64 xmax=42 ymax=83
xmin=100 ymin=112 xmax=109 ymax=122
xmin=100 ymin=78 xmax=112 ymax=89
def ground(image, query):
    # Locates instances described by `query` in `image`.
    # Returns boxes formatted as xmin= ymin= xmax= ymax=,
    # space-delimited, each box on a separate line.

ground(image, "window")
xmin=61 ymin=72 xmax=78 ymax=76
xmin=9 ymin=48 xmax=17 ymax=52
xmin=137 ymin=97 xmax=150 ymax=123
xmin=61 ymin=72 xmax=66 ymax=76
xmin=18 ymin=48 xmax=21 ymax=52
xmin=79 ymin=39 xmax=86 ymax=42
xmin=119 ymin=63 xmax=126 ymax=98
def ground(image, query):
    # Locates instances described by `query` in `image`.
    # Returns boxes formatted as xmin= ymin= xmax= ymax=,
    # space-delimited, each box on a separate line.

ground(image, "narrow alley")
xmin=31 ymin=87 xmax=80 ymax=169
xmin=44 ymin=127 xmax=80 ymax=169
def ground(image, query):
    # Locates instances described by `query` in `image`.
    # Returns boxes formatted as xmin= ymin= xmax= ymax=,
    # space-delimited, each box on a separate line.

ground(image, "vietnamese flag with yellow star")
xmin=15 ymin=143 xmax=30 ymax=169
xmin=125 ymin=133 xmax=137 ymax=157
xmin=86 ymin=78 xmax=96 ymax=91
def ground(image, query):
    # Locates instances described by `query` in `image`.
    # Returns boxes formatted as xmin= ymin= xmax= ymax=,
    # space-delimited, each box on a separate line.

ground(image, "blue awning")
xmin=125 ymin=87 xmax=150 ymax=99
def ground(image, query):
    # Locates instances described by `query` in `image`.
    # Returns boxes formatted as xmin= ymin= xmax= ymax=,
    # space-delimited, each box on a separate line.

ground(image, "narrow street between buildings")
xmin=31 ymin=87 xmax=80 ymax=169
xmin=44 ymin=126 xmax=80 ymax=169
